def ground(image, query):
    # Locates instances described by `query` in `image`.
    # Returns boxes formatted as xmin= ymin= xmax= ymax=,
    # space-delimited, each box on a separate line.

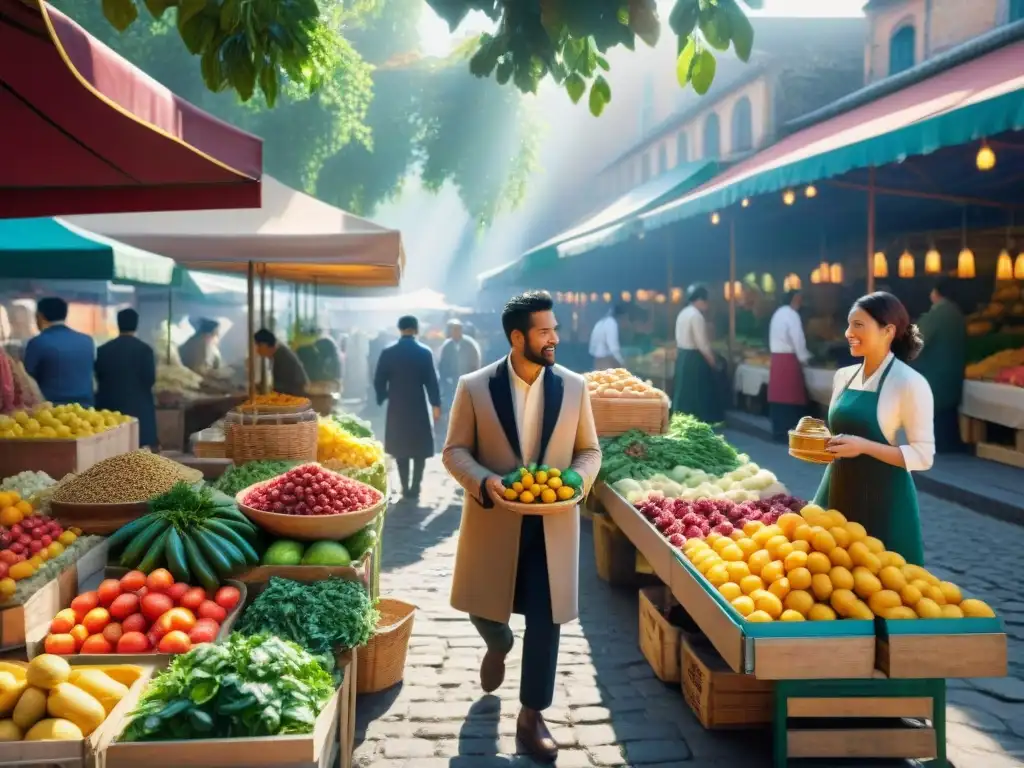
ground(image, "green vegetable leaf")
xmin=101 ymin=0 xmax=138 ymax=31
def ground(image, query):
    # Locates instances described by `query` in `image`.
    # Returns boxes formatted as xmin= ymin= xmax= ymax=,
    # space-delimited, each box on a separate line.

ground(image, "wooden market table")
xmin=960 ymin=379 xmax=1024 ymax=468
xmin=156 ymin=393 xmax=246 ymax=453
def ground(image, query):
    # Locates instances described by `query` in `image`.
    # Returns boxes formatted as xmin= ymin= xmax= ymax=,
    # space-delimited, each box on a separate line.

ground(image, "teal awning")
xmin=481 ymin=160 xmax=717 ymax=287
xmin=0 ymin=217 xmax=178 ymax=286
xmin=642 ymin=36 xmax=1024 ymax=234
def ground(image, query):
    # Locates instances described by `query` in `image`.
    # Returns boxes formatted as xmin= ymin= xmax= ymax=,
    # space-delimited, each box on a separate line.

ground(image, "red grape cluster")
xmin=636 ymin=493 xmax=805 ymax=547
xmin=0 ymin=514 xmax=64 ymax=562
xmin=243 ymin=464 xmax=382 ymax=516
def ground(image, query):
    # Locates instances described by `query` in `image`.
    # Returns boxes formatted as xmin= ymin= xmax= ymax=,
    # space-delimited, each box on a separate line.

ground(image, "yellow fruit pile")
xmin=683 ymin=504 xmax=995 ymax=623
xmin=0 ymin=406 xmax=130 ymax=440
xmin=585 ymin=369 xmax=666 ymax=400
xmin=966 ymin=348 xmax=1024 ymax=380
xmin=503 ymin=468 xmax=576 ymax=504
xmin=239 ymin=393 xmax=310 ymax=410
xmin=316 ymin=419 xmax=383 ymax=468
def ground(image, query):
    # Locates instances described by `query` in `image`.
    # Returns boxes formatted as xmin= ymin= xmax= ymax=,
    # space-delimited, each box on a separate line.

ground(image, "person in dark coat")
xmin=95 ymin=309 xmax=158 ymax=448
xmin=179 ymin=318 xmax=222 ymax=374
xmin=24 ymin=297 xmax=95 ymax=407
xmin=254 ymin=329 xmax=310 ymax=397
xmin=374 ymin=316 xmax=442 ymax=499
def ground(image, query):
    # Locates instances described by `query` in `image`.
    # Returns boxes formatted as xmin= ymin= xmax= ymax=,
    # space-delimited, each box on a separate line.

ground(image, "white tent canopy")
xmin=333 ymin=289 xmax=470 ymax=314
xmin=67 ymin=176 xmax=405 ymax=287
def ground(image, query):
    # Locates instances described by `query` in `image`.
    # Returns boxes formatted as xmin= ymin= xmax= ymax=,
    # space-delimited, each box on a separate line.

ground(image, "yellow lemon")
xmin=746 ymin=610 xmax=774 ymax=623
xmin=899 ymin=584 xmax=923 ymax=607
xmin=504 ymin=488 xmax=519 ymax=501
xmin=530 ymin=485 xmax=543 ymax=496
xmin=793 ymin=524 xmax=815 ymax=543
xmin=787 ymin=567 xmax=812 ymax=591
xmin=731 ymin=596 xmax=756 ymax=617
xmin=960 ymin=599 xmax=995 ymax=618
xmin=512 ymin=482 xmax=524 ymax=493
xmin=777 ymin=512 xmax=803 ymax=538
xmin=725 ymin=562 xmax=750 ymax=583
xmin=883 ymin=551 xmax=907 ymax=568
xmin=760 ymin=561 xmax=785 ymax=584
xmin=806 ymin=552 xmax=832 ymax=575
xmin=556 ymin=486 xmax=575 ymax=500
xmin=705 ymin=564 xmax=730 ymax=587
xmin=882 ymin=606 xmax=918 ymax=620
xmin=719 ymin=583 xmax=742 ymax=602
xmin=712 ymin=537 xmax=733 ymax=554
xmin=852 ymin=567 xmax=882 ymax=599
xmin=829 ymin=547 xmax=853 ymax=570
xmin=863 ymin=536 xmax=885 ymax=554
xmin=829 ymin=526 xmax=851 ymax=549
xmin=547 ymin=477 xmax=563 ymax=490
xmin=915 ymin=598 xmax=942 ymax=619
xmin=540 ymin=488 xmax=557 ymax=504
xmin=754 ymin=592 xmax=784 ymax=620
xmin=765 ymin=535 xmax=790 ymax=559
xmin=790 ymin=539 xmax=811 ymax=553
xmin=867 ymin=590 xmax=902 ymax=615
xmin=784 ymin=590 xmax=814 ymax=616
xmin=808 ymin=604 xmax=837 ymax=621
xmin=830 ymin=589 xmax=858 ymax=617
xmin=812 ymin=529 xmax=836 ymax=554
xmin=780 ymin=609 xmax=805 ymax=622
xmin=534 ymin=471 xmax=548 ymax=485
xmin=800 ymin=504 xmax=825 ymax=521
xmin=739 ymin=575 xmax=764 ymax=595
xmin=768 ymin=578 xmax=791 ymax=601
xmin=824 ymin=509 xmax=848 ymax=527
xmin=938 ymin=582 xmax=963 ymax=605
xmin=720 ymin=545 xmax=744 ymax=563
xmin=924 ymin=585 xmax=947 ymax=606
xmin=829 ymin=566 xmax=854 ymax=591
xmin=747 ymin=550 xmax=772 ymax=577
xmin=848 ymin=600 xmax=875 ymax=621
xmin=742 ymin=520 xmax=765 ymax=537
xmin=735 ymin=538 xmax=759 ymax=559
xmin=844 ymin=521 xmax=868 ymax=542
xmin=521 ymin=473 xmax=534 ymax=488
xmin=518 ymin=491 xmax=535 ymax=504
xmin=784 ymin=551 xmax=808 ymax=572
xmin=940 ymin=604 xmax=965 ymax=619
xmin=879 ymin=566 xmax=907 ymax=592
xmin=548 ymin=468 xmax=561 ymax=478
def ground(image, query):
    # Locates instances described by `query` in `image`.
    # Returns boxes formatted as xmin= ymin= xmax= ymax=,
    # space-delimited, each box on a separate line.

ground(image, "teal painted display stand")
xmin=772 ymin=677 xmax=947 ymax=767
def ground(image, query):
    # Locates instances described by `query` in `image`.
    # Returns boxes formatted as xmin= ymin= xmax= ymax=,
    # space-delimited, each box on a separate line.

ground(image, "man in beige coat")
xmin=443 ymin=291 xmax=602 ymax=763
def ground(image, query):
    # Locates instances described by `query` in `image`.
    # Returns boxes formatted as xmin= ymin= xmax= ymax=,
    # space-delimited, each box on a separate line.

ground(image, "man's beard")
xmin=524 ymin=343 xmax=555 ymax=367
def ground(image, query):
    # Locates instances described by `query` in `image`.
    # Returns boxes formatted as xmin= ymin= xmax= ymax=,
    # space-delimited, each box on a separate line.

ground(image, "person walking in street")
xmin=817 ymin=292 xmax=934 ymax=565
xmin=768 ymin=289 xmax=812 ymax=442
xmin=438 ymin=319 xmax=482 ymax=405
xmin=254 ymin=329 xmax=310 ymax=397
xmin=672 ymin=285 xmax=722 ymax=423
xmin=912 ymin=277 xmax=967 ymax=453
xmin=442 ymin=291 xmax=602 ymax=763
xmin=24 ymin=297 xmax=95 ymax=407
xmin=589 ymin=303 xmax=628 ymax=370
xmin=375 ymin=316 xmax=442 ymax=500
xmin=178 ymin=318 xmax=222 ymax=374
xmin=95 ymin=309 xmax=158 ymax=448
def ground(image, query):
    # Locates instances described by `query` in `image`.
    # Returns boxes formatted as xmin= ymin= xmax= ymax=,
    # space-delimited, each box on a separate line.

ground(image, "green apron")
xmin=673 ymin=349 xmax=720 ymax=423
xmin=813 ymin=359 xmax=925 ymax=565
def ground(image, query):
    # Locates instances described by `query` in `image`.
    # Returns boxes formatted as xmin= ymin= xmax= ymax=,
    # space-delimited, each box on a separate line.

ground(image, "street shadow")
xmin=377 ymin=487 xmax=463 ymax=574
xmin=352 ymin=683 xmax=404 ymax=753
xmin=453 ymin=695 xmax=502 ymax=759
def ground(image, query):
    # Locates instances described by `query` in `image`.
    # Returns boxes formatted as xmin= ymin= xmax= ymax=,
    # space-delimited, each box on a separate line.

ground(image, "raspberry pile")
xmin=243 ymin=463 xmax=382 ymax=516
xmin=637 ymin=494 xmax=805 ymax=548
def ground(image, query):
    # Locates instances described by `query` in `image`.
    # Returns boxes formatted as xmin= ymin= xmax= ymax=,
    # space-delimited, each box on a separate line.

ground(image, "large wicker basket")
xmin=591 ymin=395 xmax=670 ymax=437
xmin=225 ymin=408 xmax=318 ymax=463
xmin=357 ymin=597 xmax=416 ymax=694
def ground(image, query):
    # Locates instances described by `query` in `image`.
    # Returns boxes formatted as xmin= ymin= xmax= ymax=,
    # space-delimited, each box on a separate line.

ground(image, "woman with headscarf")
xmin=672 ymin=285 xmax=722 ymax=423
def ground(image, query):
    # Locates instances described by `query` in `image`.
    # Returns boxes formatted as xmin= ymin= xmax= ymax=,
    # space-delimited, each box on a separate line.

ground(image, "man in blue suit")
xmin=95 ymin=309 xmax=158 ymax=448
xmin=24 ymin=297 xmax=95 ymax=407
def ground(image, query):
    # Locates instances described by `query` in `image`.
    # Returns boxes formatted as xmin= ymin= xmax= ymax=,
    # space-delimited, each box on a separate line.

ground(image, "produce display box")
xmin=336 ymin=649 xmax=357 ymax=768
xmin=682 ymin=638 xmax=773 ymax=729
xmin=590 ymin=396 xmax=669 ymax=437
xmin=593 ymin=513 xmax=650 ymax=587
xmin=0 ymin=421 xmax=138 ymax=479
xmin=103 ymin=669 xmax=343 ymax=768
xmin=876 ymin=614 xmax=1007 ymax=679
xmin=1 ymin=540 xmax=108 ymax=651
xmin=0 ymin=660 xmax=154 ymax=768
xmin=638 ymin=585 xmax=683 ymax=683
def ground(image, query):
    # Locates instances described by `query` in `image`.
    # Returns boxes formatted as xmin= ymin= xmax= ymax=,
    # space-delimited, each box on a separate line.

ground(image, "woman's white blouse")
xmin=829 ymin=353 xmax=935 ymax=472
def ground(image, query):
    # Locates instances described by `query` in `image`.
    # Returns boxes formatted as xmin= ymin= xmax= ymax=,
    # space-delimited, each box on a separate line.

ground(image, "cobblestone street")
xmin=354 ymin=431 xmax=1024 ymax=767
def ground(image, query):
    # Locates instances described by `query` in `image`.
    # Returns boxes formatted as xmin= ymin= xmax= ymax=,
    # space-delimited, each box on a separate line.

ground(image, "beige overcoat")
xmin=442 ymin=359 xmax=602 ymax=625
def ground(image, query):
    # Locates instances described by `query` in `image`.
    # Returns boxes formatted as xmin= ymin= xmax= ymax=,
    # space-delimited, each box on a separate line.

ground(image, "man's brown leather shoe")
xmin=480 ymin=648 xmax=508 ymax=693
xmin=516 ymin=707 xmax=558 ymax=763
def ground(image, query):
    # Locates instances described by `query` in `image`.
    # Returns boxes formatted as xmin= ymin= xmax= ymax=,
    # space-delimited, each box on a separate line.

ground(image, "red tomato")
xmin=145 ymin=568 xmax=174 ymax=593
xmin=119 ymin=570 xmax=147 ymax=593
xmin=214 ymin=586 xmax=241 ymax=612
xmin=156 ymin=607 xmax=197 ymax=634
xmin=165 ymin=582 xmax=190 ymax=603
xmin=102 ymin=622 xmax=124 ymax=645
xmin=147 ymin=630 xmax=163 ymax=649
xmin=0 ymin=550 xmax=18 ymax=565
xmin=80 ymin=634 xmax=113 ymax=654
xmin=109 ymin=593 xmax=140 ymax=621
xmin=117 ymin=631 xmax=150 ymax=654
xmin=69 ymin=624 xmax=89 ymax=650
xmin=96 ymin=578 xmax=122 ymax=606
xmin=0 ymin=562 xmax=8 ymax=580
xmin=70 ymin=592 xmax=99 ymax=623
xmin=44 ymin=633 xmax=77 ymax=655
xmin=188 ymin=619 xmax=218 ymax=645
xmin=141 ymin=593 xmax=174 ymax=623
xmin=197 ymin=600 xmax=227 ymax=623
xmin=179 ymin=587 xmax=206 ymax=612
xmin=50 ymin=608 xmax=77 ymax=635
xmin=136 ymin=586 xmax=149 ymax=599
xmin=157 ymin=630 xmax=192 ymax=654
xmin=121 ymin=613 xmax=148 ymax=634
xmin=82 ymin=607 xmax=111 ymax=634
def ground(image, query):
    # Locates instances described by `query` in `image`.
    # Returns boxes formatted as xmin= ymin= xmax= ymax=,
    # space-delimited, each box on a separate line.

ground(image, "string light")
xmin=670 ymin=287 xmax=683 ymax=303
xmin=818 ymin=261 xmax=830 ymax=283
xmin=723 ymin=281 xmax=743 ymax=301
xmin=873 ymin=251 xmax=889 ymax=278
xmin=997 ymin=249 xmax=1014 ymax=281
xmin=621 ymin=291 xmax=631 ymax=302
xmin=602 ymin=292 xmax=612 ymax=302
xmin=805 ymin=185 xmax=818 ymax=198
xmin=898 ymin=249 xmax=915 ymax=278
xmin=976 ymin=142 xmax=996 ymax=171
xmin=957 ymin=248 xmax=976 ymax=279
xmin=711 ymin=212 xmax=721 ymax=225
xmin=829 ymin=263 xmax=843 ymax=284
xmin=924 ymin=247 xmax=942 ymax=275
xmin=782 ymin=190 xmax=796 ymax=206
xmin=810 ymin=268 xmax=822 ymax=284
xmin=783 ymin=273 xmax=802 ymax=291
xmin=741 ymin=198 xmax=750 ymax=208
xmin=1015 ymin=252 xmax=1024 ymax=280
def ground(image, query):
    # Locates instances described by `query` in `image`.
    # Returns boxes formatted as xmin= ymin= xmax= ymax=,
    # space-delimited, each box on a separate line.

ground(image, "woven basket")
xmin=591 ymin=395 xmax=669 ymax=437
xmin=193 ymin=439 xmax=227 ymax=459
xmin=226 ymin=419 xmax=318 ymax=463
xmin=357 ymin=597 xmax=416 ymax=694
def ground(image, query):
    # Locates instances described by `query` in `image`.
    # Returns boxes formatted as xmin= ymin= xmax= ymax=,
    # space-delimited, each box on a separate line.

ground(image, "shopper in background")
xmin=589 ymin=304 xmax=628 ymax=371
xmin=95 ymin=309 xmax=158 ymax=448
xmin=912 ymin=277 xmax=966 ymax=453
xmin=253 ymin=329 xmax=310 ymax=397
xmin=24 ymin=297 xmax=95 ymax=407
xmin=178 ymin=317 xmax=222 ymax=374
xmin=673 ymin=285 xmax=722 ymax=423
xmin=374 ymin=316 xmax=442 ymax=500
xmin=767 ymin=289 xmax=812 ymax=442
xmin=438 ymin=319 xmax=482 ymax=408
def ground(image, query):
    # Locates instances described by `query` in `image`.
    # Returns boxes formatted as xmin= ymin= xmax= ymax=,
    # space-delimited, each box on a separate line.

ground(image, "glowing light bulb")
xmin=976 ymin=143 xmax=996 ymax=171
xmin=783 ymin=190 xmax=796 ymax=206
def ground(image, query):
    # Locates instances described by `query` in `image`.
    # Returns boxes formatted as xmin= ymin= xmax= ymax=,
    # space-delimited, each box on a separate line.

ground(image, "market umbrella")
xmin=0 ymin=0 xmax=262 ymax=218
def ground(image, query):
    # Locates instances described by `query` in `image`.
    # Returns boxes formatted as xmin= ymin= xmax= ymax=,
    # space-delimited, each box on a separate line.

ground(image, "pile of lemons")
xmin=683 ymin=503 xmax=995 ymax=623
xmin=316 ymin=419 xmax=383 ymax=468
xmin=503 ymin=467 xmax=578 ymax=505
xmin=0 ymin=406 xmax=130 ymax=440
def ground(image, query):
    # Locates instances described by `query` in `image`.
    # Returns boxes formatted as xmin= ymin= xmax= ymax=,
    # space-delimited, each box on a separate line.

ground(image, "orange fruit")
xmin=0 ymin=507 xmax=22 ymax=527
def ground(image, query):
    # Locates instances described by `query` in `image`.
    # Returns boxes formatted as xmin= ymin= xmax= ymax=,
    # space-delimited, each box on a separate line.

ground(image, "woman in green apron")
xmin=814 ymin=292 xmax=935 ymax=565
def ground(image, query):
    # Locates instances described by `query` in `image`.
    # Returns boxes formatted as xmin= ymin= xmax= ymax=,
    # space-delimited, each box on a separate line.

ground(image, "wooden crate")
xmin=959 ymin=414 xmax=1024 ymax=469
xmin=597 ymin=483 xmax=675 ymax=586
xmin=638 ymin=586 xmax=682 ymax=683
xmin=590 ymin=396 xmax=669 ymax=437
xmin=338 ymin=649 xmax=357 ymax=768
xmin=682 ymin=639 xmax=772 ymax=729
xmin=592 ymin=513 xmax=647 ymax=586
xmin=0 ymin=421 xmax=136 ymax=479
xmin=876 ymin=616 xmax=1008 ymax=679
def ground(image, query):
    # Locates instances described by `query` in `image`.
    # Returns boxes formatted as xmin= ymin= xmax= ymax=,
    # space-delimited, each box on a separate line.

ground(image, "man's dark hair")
xmin=254 ymin=328 xmax=277 ymax=346
xmin=613 ymin=303 xmax=629 ymax=318
xmin=37 ymin=297 xmax=68 ymax=323
xmin=933 ymin=276 xmax=953 ymax=298
xmin=687 ymin=285 xmax=709 ymax=304
xmin=398 ymin=315 xmax=418 ymax=333
xmin=784 ymin=289 xmax=802 ymax=306
xmin=501 ymin=291 xmax=553 ymax=344
xmin=117 ymin=308 xmax=139 ymax=333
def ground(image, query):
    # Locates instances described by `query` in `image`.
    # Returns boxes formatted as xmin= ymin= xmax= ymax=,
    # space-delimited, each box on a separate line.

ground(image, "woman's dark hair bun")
xmin=852 ymin=291 xmax=922 ymax=362
xmin=892 ymin=322 xmax=923 ymax=362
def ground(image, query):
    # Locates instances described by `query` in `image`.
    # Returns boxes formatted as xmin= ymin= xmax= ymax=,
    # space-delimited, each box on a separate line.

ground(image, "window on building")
xmin=731 ymin=97 xmax=753 ymax=153
xmin=641 ymin=153 xmax=652 ymax=183
xmin=657 ymin=144 xmax=668 ymax=177
xmin=1012 ymin=0 xmax=1024 ymax=21
xmin=640 ymin=75 xmax=655 ymax=135
xmin=703 ymin=113 xmax=721 ymax=159
xmin=889 ymin=25 xmax=916 ymax=75
xmin=676 ymin=132 xmax=688 ymax=165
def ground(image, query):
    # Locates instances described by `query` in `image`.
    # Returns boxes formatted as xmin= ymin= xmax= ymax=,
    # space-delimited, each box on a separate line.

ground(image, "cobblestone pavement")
xmin=353 ymin=431 xmax=1024 ymax=768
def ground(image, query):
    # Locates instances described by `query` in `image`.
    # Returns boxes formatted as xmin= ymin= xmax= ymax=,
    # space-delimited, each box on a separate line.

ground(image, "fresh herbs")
xmin=213 ymin=461 xmax=301 ymax=497
xmin=331 ymin=413 xmax=373 ymax=439
xmin=599 ymin=421 xmax=740 ymax=485
xmin=120 ymin=634 xmax=334 ymax=742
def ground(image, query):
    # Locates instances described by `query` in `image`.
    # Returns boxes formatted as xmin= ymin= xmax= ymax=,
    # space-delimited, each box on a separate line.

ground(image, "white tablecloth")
xmin=961 ymin=380 xmax=1024 ymax=429
xmin=732 ymin=363 xmax=835 ymax=406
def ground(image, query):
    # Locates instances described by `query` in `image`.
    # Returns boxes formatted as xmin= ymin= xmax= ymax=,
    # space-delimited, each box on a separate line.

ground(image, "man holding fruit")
xmin=442 ymin=290 xmax=602 ymax=763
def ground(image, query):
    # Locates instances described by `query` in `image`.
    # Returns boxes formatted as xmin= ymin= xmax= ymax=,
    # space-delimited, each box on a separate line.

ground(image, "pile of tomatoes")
xmin=42 ymin=568 xmax=242 ymax=655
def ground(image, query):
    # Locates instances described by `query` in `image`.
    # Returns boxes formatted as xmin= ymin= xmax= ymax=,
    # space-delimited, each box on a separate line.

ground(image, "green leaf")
xmin=219 ymin=0 xmax=242 ymax=32
xmin=699 ymin=6 xmax=732 ymax=51
xmin=726 ymin=1 xmax=755 ymax=62
xmin=588 ymin=74 xmax=611 ymax=116
xmin=177 ymin=0 xmax=207 ymax=26
xmin=259 ymin=66 xmax=279 ymax=107
xmin=675 ymin=35 xmax=697 ymax=87
xmin=565 ymin=72 xmax=586 ymax=103
xmin=668 ymin=0 xmax=700 ymax=37
xmin=691 ymin=47 xmax=717 ymax=94
xmin=101 ymin=0 xmax=138 ymax=31
xmin=596 ymin=55 xmax=610 ymax=71
xmin=496 ymin=58 xmax=514 ymax=85
xmin=142 ymin=0 xmax=173 ymax=19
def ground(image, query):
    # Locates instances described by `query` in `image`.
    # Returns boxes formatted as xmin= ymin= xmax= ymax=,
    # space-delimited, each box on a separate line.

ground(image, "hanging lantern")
xmin=898 ymin=249 xmax=915 ymax=278
xmin=621 ymin=291 xmax=631 ymax=302
xmin=1015 ymin=252 xmax=1024 ymax=280
xmin=602 ymin=292 xmax=612 ymax=303
xmin=976 ymin=142 xmax=996 ymax=171
xmin=671 ymin=287 xmax=683 ymax=303
xmin=924 ymin=248 xmax=942 ymax=275
xmin=655 ymin=293 xmax=666 ymax=304
xmin=590 ymin=292 xmax=599 ymax=302
xmin=997 ymin=249 xmax=1014 ymax=281
xmin=710 ymin=212 xmax=721 ymax=225
xmin=818 ymin=261 xmax=830 ymax=283
xmin=810 ymin=268 xmax=822 ymax=285
xmin=783 ymin=190 xmax=796 ymax=206
xmin=829 ymin=263 xmax=844 ymax=284
xmin=762 ymin=274 xmax=776 ymax=293
xmin=805 ymin=185 xmax=818 ymax=198
xmin=723 ymin=281 xmax=743 ymax=301
xmin=741 ymin=198 xmax=750 ymax=208
xmin=784 ymin=273 xmax=802 ymax=292
xmin=873 ymin=251 xmax=889 ymax=278
xmin=957 ymin=248 xmax=976 ymax=279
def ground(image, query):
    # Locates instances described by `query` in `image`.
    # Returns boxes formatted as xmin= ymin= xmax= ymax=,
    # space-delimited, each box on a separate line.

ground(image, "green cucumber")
xmin=164 ymin=527 xmax=191 ymax=582
xmin=219 ymin=519 xmax=258 ymax=543
xmin=137 ymin=526 xmax=171 ymax=572
xmin=106 ymin=513 xmax=157 ymax=555
xmin=181 ymin=535 xmax=219 ymax=593
xmin=204 ymin=520 xmax=259 ymax=565
xmin=119 ymin=518 xmax=170 ymax=569
xmin=211 ymin=505 xmax=252 ymax=525
xmin=193 ymin=529 xmax=238 ymax=578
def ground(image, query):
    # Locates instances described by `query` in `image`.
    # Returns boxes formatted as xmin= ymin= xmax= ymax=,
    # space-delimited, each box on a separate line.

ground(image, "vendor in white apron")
xmin=768 ymin=290 xmax=811 ymax=442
